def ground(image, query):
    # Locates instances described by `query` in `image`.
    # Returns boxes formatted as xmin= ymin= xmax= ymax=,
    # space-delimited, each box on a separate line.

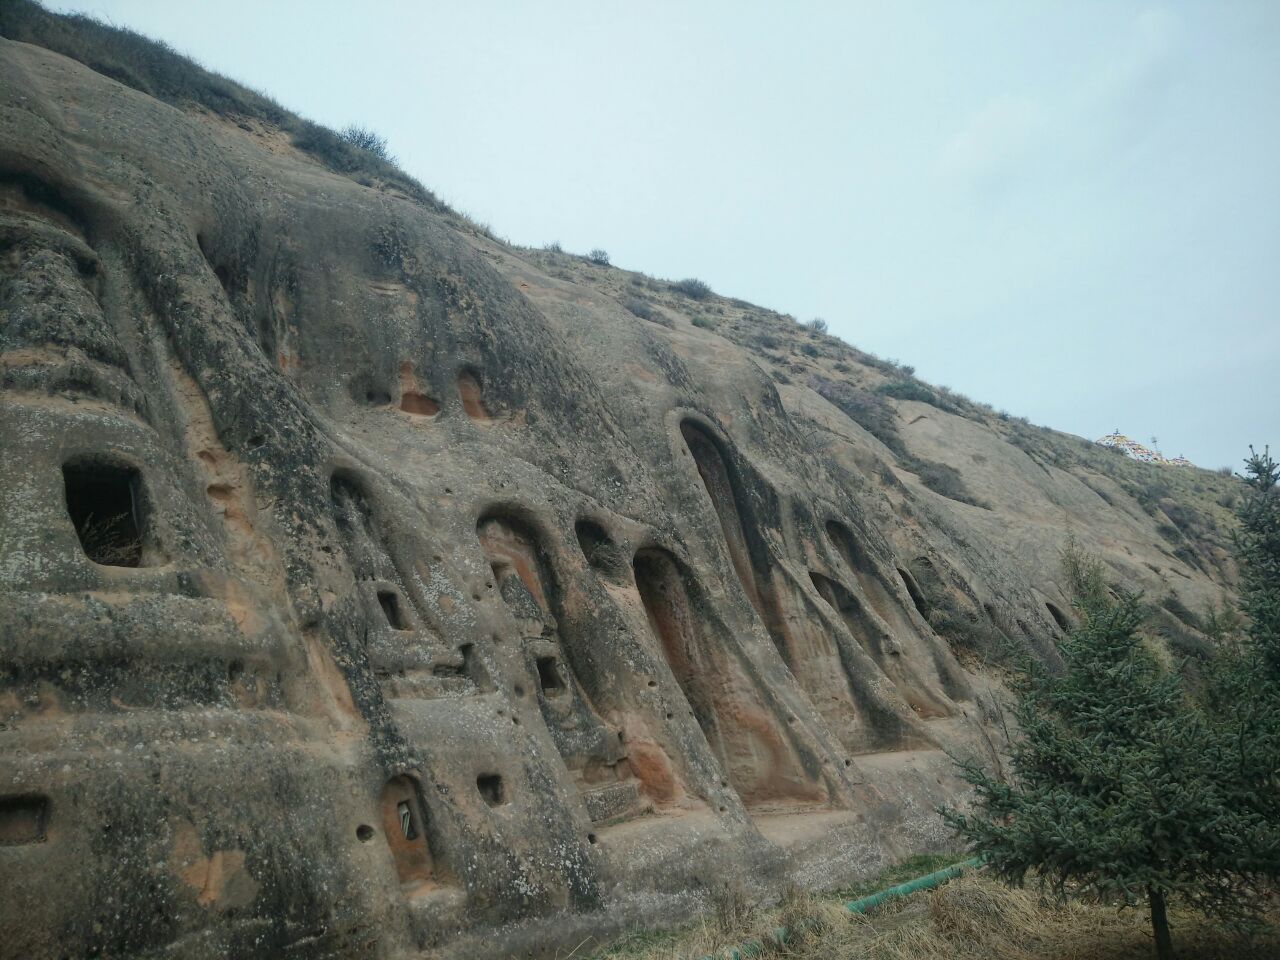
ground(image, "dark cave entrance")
xmin=476 ymin=773 xmax=506 ymax=807
xmin=377 ymin=589 xmax=410 ymax=630
xmin=1045 ymin=601 xmax=1071 ymax=631
xmin=62 ymin=460 xmax=150 ymax=567
xmin=535 ymin=656 xmax=566 ymax=698
xmin=0 ymin=794 xmax=48 ymax=845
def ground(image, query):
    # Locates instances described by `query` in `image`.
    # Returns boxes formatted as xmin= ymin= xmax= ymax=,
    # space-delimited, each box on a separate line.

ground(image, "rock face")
xmin=0 ymin=27 xmax=1240 ymax=960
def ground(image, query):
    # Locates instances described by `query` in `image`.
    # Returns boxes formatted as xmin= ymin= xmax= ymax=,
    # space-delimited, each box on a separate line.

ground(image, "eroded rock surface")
xmin=0 ymin=32 xmax=1240 ymax=960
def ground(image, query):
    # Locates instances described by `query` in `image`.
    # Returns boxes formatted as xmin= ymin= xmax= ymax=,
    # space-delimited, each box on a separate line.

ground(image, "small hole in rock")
xmin=897 ymin=566 xmax=930 ymax=617
xmin=1045 ymin=601 xmax=1070 ymax=631
xmin=0 ymin=795 xmax=49 ymax=844
xmin=355 ymin=824 xmax=374 ymax=842
xmin=476 ymin=773 xmax=506 ymax=807
xmin=587 ymin=833 xmax=598 ymax=844
xmin=574 ymin=517 xmax=622 ymax=577
xmin=535 ymin=656 xmax=565 ymax=698
xmin=377 ymin=590 xmax=409 ymax=630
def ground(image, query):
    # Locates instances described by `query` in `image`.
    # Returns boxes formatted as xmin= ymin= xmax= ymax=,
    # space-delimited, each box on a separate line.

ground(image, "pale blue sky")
xmin=53 ymin=1 xmax=1280 ymax=468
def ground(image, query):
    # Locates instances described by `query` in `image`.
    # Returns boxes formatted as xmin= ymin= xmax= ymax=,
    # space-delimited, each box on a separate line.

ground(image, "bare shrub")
xmin=338 ymin=124 xmax=393 ymax=162
xmin=710 ymin=882 xmax=756 ymax=937
xmin=624 ymin=296 xmax=653 ymax=320
xmin=810 ymin=376 xmax=903 ymax=455
xmin=672 ymin=277 xmax=712 ymax=300
xmin=913 ymin=460 xmax=988 ymax=508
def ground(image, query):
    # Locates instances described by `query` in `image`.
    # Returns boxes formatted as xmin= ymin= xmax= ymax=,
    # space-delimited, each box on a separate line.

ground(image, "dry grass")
xmin=75 ymin=512 xmax=142 ymax=566
xmin=590 ymin=874 xmax=1280 ymax=960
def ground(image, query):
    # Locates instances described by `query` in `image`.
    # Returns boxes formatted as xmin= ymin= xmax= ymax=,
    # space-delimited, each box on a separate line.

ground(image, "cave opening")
xmin=897 ymin=566 xmax=930 ymax=618
xmin=0 ymin=794 xmax=48 ymax=845
xmin=457 ymin=369 xmax=490 ymax=420
xmin=377 ymin=589 xmax=409 ymax=630
xmin=535 ymin=656 xmax=565 ymax=698
xmin=575 ymin=517 xmax=625 ymax=579
xmin=379 ymin=776 xmax=435 ymax=887
xmin=63 ymin=459 xmax=150 ymax=567
xmin=476 ymin=773 xmax=506 ymax=807
xmin=1045 ymin=601 xmax=1070 ymax=631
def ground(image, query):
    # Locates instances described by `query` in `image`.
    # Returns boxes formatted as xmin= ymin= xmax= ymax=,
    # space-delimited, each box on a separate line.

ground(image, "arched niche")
xmin=678 ymin=419 xmax=791 ymax=664
xmin=633 ymin=547 xmax=823 ymax=808
xmin=477 ymin=512 xmax=643 ymax=821
xmin=456 ymin=368 xmax=490 ymax=421
xmin=377 ymin=775 xmax=435 ymax=890
xmin=809 ymin=570 xmax=949 ymax=721
xmin=477 ymin=513 xmax=555 ymax=633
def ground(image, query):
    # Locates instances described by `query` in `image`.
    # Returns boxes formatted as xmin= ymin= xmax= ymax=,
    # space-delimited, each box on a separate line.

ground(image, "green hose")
xmin=696 ymin=856 xmax=983 ymax=960
xmin=843 ymin=856 xmax=983 ymax=914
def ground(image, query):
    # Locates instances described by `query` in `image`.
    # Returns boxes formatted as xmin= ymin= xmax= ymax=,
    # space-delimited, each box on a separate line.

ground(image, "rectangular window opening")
xmin=377 ymin=589 xmax=409 ymax=630
xmin=0 ymin=795 xmax=48 ymax=845
xmin=62 ymin=461 xmax=148 ymax=567
xmin=535 ymin=656 xmax=565 ymax=697
xmin=476 ymin=773 xmax=506 ymax=807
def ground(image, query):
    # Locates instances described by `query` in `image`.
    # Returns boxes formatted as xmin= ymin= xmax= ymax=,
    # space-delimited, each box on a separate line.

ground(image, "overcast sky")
xmin=53 ymin=1 xmax=1280 ymax=469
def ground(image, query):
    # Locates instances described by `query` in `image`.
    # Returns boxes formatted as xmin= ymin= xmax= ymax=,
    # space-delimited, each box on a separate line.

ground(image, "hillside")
xmin=0 ymin=6 xmax=1245 ymax=959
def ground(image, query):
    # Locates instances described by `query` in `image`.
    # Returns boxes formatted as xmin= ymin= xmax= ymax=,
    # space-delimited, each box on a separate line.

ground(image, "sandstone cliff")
xmin=0 ymin=11 xmax=1241 ymax=959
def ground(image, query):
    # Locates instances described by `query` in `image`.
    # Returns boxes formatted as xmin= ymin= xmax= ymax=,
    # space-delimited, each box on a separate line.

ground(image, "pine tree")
xmin=944 ymin=541 xmax=1276 ymax=960
xmin=1202 ymin=447 xmax=1280 ymax=903
xmin=1235 ymin=447 xmax=1280 ymax=675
